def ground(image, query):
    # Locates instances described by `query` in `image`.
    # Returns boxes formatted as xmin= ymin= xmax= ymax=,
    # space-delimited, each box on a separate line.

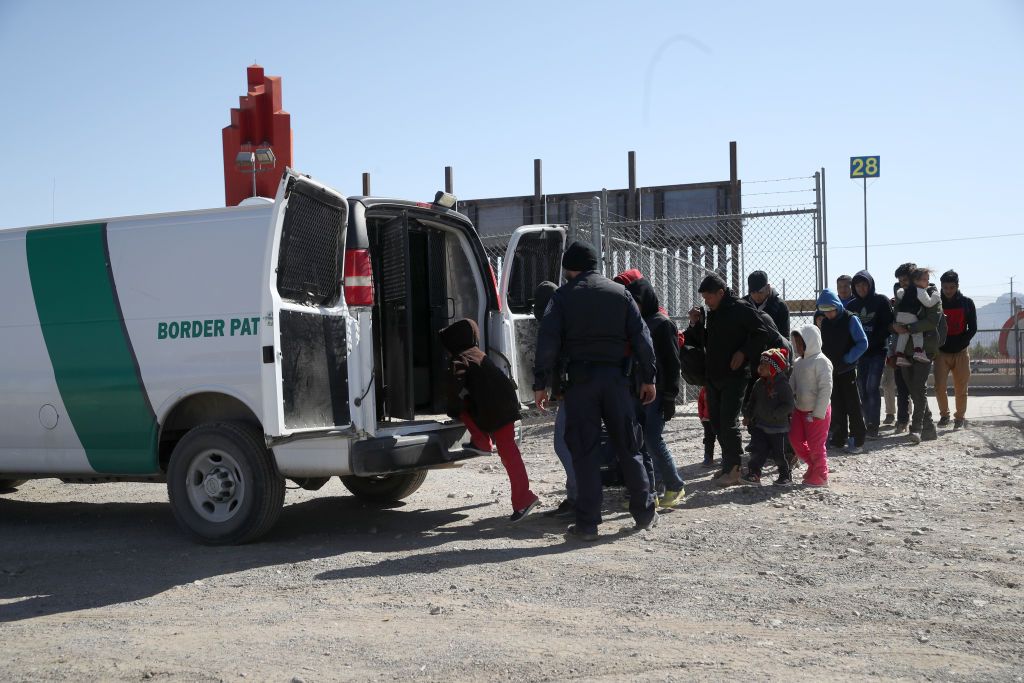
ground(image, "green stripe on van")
xmin=26 ymin=223 xmax=158 ymax=474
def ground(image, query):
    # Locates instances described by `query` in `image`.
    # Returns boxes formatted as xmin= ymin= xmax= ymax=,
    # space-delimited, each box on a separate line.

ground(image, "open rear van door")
xmin=261 ymin=170 xmax=351 ymax=437
xmin=498 ymin=225 xmax=566 ymax=403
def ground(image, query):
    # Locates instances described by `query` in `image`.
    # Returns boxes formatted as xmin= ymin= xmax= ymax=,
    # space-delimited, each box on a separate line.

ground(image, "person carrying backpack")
xmin=614 ymin=270 xmax=686 ymax=508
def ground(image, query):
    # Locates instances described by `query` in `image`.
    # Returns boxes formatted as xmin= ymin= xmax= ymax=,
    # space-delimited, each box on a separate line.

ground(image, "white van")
xmin=0 ymin=168 xmax=567 ymax=544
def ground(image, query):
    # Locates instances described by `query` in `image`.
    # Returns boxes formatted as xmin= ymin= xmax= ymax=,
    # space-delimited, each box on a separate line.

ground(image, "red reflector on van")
xmin=489 ymin=264 xmax=501 ymax=312
xmin=344 ymin=248 xmax=374 ymax=306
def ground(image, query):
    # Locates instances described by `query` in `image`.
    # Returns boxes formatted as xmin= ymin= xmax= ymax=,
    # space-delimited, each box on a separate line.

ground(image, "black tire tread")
xmin=0 ymin=479 xmax=28 ymax=492
xmin=340 ymin=469 xmax=428 ymax=503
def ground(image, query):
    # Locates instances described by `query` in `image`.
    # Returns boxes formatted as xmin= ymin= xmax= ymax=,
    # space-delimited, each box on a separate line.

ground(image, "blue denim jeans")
xmin=637 ymin=396 xmax=685 ymax=491
xmin=554 ymin=405 xmax=577 ymax=503
xmin=857 ymin=352 xmax=885 ymax=430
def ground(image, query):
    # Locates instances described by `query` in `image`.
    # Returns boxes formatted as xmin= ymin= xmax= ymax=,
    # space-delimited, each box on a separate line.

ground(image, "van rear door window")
xmin=276 ymin=181 xmax=347 ymax=306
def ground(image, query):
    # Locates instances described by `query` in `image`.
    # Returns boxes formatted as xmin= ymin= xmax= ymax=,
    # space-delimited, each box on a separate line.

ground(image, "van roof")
xmin=0 ymin=202 xmax=274 ymax=235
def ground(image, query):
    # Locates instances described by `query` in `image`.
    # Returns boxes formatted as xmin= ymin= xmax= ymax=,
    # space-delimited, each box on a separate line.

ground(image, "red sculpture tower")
xmin=222 ymin=65 xmax=293 ymax=206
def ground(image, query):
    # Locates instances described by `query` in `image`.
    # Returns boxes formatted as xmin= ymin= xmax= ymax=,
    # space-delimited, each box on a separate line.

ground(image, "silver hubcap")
xmin=185 ymin=449 xmax=245 ymax=523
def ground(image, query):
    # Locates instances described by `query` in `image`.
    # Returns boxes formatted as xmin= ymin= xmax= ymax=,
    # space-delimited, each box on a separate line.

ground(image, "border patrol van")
xmin=0 ymin=168 xmax=566 ymax=544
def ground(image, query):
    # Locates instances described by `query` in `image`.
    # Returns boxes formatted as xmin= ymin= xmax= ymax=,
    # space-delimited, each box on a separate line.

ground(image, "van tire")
xmin=340 ymin=470 xmax=428 ymax=503
xmin=167 ymin=422 xmax=285 ymax=545
xmin=0 ymin=479 xmax=27 ymax=492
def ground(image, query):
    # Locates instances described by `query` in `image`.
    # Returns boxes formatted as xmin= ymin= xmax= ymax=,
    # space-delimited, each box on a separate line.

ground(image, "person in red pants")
xmin=440 ymin=318 xmax=539 ymax=522
xmin=788 ymin=324 xmax=834 ymax=487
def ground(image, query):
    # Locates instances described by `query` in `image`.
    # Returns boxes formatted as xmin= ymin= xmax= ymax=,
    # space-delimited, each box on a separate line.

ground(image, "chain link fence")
xmin=480 ymin=174 xmax=826 ymax=406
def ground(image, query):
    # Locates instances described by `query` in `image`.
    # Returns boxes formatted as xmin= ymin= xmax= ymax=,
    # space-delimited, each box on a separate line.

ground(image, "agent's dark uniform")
xmin=533 ymin=242 xmax=657 ymax=534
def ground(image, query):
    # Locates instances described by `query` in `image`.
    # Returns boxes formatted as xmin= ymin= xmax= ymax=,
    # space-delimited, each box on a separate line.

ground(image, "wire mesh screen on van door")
xmin=276 ymin=182 xmax=346 ymax=306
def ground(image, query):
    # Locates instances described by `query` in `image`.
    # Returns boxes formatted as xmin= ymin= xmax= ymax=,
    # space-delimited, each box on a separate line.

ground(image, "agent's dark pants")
xmin=706 ymin=375 xmax=746 ymax=471
xmin=829 ymin=369 xmax=866 ymax=447
xmin=901 ymin=360 xmax=935 ymax=434
xmin=857 ymin=352 xmax=886 ymax=431
xmin=563 ymin=366 xmax=654 ymax=533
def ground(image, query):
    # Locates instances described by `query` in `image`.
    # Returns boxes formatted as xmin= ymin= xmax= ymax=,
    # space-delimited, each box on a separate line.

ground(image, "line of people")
xmin=438 ymin=241 xmax=977 ymax=542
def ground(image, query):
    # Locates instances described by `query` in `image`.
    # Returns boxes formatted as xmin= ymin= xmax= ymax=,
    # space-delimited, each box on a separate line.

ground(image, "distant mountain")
xmin=976 ymin=292 xmax=1023 ymax=331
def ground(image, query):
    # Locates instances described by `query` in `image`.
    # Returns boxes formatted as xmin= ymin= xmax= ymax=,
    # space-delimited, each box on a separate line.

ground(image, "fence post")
xmin=568 ymin=201 xmax=578 ymax=246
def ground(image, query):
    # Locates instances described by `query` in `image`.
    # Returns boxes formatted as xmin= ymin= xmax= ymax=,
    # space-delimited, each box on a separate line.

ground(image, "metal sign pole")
xmin=863 ymin=177 xmax=868 ymax=270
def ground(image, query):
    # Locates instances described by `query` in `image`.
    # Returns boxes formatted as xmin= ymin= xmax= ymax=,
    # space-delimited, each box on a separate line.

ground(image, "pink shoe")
xmin=896 ymin=355 xmax=912 ymax=367
xmin=913 ymin=350 xmax=930 ymax=363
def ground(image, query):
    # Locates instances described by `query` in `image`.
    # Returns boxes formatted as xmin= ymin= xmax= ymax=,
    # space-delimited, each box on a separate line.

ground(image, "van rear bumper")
xmin=350 ymin=425 xmax=477 ymax=476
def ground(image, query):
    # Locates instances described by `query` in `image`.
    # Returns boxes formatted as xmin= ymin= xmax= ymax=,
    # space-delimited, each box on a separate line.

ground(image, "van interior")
xmin=366 ymin=210 xmax=484 ymax=423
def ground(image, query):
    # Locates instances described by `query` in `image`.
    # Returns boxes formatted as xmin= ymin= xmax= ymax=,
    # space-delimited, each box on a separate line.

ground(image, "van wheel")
xmin=340 ymin=470 xmax=428 ymax=504
xmin=0 ymin=479 xmax=27 ymax=492
xmin=167 ymin=422 xmax=285 ymax=545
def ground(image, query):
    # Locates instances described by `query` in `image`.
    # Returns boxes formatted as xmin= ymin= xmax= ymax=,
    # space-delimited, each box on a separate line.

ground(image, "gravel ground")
xmin=1 ymin=412 xmax=1023 ymax=682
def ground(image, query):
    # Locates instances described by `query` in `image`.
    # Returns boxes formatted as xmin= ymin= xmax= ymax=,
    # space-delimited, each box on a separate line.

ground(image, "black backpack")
xmin=679 ymin=345 xmax=707 ymax=387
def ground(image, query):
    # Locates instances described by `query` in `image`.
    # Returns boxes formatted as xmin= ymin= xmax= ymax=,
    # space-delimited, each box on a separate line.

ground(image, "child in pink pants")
xmin=788 ymin=324 xmax=834 ymax=487
xmin=440 ymin=319 xmax=539 ymax=522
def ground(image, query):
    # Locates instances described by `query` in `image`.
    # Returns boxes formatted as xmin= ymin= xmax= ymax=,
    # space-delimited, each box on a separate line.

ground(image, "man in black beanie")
xmin=744 ymin=270 xmax=790 ymax=339
xmin=533 ymin=241 xmax=658 ymax=540
xmin=686 ymin=273 xmax=770 ymax=487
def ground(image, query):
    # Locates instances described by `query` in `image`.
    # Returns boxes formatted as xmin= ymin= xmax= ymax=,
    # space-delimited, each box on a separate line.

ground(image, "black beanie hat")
xmin=940 ymin=270 xmax=959 ymax=284
xmin=561 ymin=241 xmax=599 ymax=271
xmin=533 ymin=281 xmax=557 ymax=321
xmin=698 ymin=273 xmax=728 ymax=293
xmin=747 ymin=270 xmax=768 ymax=292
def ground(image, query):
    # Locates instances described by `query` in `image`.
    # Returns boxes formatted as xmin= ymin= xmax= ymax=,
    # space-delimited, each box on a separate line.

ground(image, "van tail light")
xmin=344 ymin=248 xmax=375 ymax=306
xmin=489 ymin=264 xmax=501 ymax=312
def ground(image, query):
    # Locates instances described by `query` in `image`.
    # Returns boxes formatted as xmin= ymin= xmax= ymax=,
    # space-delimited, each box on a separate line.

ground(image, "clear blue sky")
xmin=2 ymin=0 xmax=1021 ymax=304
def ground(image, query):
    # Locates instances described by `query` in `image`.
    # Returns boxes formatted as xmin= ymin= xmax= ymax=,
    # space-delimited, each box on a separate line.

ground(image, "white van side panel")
xmin=107 ymin=208 xmax=272 ymax=429
xmin=0 ymin=230 xmax=91 ymax=473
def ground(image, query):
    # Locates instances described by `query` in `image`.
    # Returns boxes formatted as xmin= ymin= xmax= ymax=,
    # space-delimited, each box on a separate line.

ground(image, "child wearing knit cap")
xmin=741 ymin=347 xmax=796 ymax=486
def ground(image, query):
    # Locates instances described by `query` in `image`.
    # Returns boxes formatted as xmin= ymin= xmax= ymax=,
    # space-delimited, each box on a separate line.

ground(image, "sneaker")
xmin=701 ymin=456 xmax=716 ymax=469
xmin=896 ymin=356 xmax=912 ymax=367
xmin=894 ymin=422 xmax=908 ymax=435
xmin=509 ymin=497 xmax=539 ymax=523
xmin=634 ymin=511 xmax=659 ymax=531
xmin=937 ymin=415 xmax=951 ymax=428
xmin=713 ymin=466 xmax=742 ymax=488
xmin=773 ymin=474 xmax=794 ymax=487
xmin=740 ymin=471 xmax=761 ymax=485
xmin=913 ymin=350 xmax=929 ymax=363
xmin=883 ymin=414 xmax=895 ymax=425
xmin=907 ymin=431 xmax=922 ymax=444
xmin=565 ymin=524 xmax=599 ymax=542
xmin=846 ymin=445 xmax=864 ymax=455
xmin=954 ymin=418 xmax=966 ymax=430
xmin=543 ymin=498 xmax=575 ymax=519
xmin=659 ymin=489 xmax=685 ymax=508
xmin=921 ymin=427 xmax=938 ymax=442
xmin=865 ymin=427 xmax=880 ymax=440
xmin=461 ymin=442 xmax=493 ymax=457
xmin=803 ymin=479 xmax=829 ymax=488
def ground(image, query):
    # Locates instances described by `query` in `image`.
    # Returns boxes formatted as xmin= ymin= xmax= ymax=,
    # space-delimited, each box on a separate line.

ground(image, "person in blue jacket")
xmin=816 ymin=289 xmax=869 ymax=453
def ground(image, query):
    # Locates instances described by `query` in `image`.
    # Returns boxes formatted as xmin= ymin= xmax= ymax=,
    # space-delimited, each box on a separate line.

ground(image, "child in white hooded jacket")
xmin=789 ymin=324 xmax=833 ymax=486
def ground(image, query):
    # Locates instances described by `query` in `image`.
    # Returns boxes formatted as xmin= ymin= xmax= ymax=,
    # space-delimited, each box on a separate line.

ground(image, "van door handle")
xmin=447 ymin=297 xmax=455 ymax=320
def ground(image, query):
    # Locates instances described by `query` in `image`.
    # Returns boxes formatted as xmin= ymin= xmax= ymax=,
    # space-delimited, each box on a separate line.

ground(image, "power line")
xmin=830 ymin=232 xmax=1024 ymax=250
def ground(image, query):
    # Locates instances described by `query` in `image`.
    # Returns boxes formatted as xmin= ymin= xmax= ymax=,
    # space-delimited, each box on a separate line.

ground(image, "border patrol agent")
xmin=533 ymin=241 xmax=658 ymax=541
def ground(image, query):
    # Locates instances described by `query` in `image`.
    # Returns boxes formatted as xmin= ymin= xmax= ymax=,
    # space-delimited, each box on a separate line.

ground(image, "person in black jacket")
xmin=685 ymin=273 xmax=771 ymax=487
xmin=615 ymin=270 xmax=686 ymax=508
xmin=847 ymin=270 xmax=895 ymax=437
xmin=934 ymin=270 xmax=978 ymax=429
xmin=534 ymin=241 xmax=658 ymax=540
xmin=745 ymin=270 xmax=791 ymax=340
xmin=441 ymin=318 xmax=539 ymax=523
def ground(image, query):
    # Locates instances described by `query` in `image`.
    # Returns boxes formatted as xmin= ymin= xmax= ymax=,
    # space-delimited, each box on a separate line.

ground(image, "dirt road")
xmin=2 ymin=413 xmax=1022 ymax=681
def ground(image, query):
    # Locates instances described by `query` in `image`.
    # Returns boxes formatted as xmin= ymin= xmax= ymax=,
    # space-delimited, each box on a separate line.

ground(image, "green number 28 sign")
xmin=850 ymin=156 xmax=880 ymax=178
